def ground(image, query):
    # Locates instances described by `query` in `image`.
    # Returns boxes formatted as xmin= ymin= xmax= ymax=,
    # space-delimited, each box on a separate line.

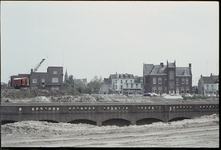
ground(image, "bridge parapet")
xmin=1 ymin=102 xmax=219 ymax=126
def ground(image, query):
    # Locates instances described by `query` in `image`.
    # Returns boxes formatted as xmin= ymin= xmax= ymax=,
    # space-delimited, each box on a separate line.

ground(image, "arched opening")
xmin=68 ymin=119 xmax=96 ymax=125
xmin=39 ymin=120 xmax=59 ymax=123
xmin=136 ymin=118 xmax=163 ymax=125
xmin=102 ymin=119 xmax=131 ymax=126
xmin=1 ymin=120 xmax=17 ymax=125
xmin=169 ymin=117 xmax=190 ymax=122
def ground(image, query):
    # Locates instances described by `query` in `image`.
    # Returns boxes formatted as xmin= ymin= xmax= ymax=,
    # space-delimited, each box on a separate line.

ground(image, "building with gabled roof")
xmin=198 ymin=73 xmax=219 ymax=96
xmin=143 ymin=60 xmax=192 ymax=95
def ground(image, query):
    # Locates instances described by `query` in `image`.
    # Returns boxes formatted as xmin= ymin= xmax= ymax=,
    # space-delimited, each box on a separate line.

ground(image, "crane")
xmin=33 ymin=59 xmax=45 ymax=72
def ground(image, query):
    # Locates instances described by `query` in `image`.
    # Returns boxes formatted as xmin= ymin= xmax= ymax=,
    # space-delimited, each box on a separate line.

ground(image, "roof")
xmin=149 ymin=65 xmax=167 ymax=75
xmin=202 ymin=77 xmax=214 ymax=83
xmin=176 ymin=67 xmax=191 ymax=76
xmin=212 ymin=75 xmax=219 ymax=83
xmin=143 ymin=64 xmax=154 ymax=75
xmin=109 ymin=73 xmax=134 ymax=79
xmin=143 ymin=64 xmax=191 ymax=76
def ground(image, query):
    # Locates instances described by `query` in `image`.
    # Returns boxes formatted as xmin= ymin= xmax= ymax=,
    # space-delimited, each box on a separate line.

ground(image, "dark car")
xmin=143 ymin=93 xmax=152 ymax=96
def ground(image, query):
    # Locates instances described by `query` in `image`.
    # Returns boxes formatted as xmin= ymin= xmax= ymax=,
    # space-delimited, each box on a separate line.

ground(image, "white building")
xmin=198 ymin=73 xmax=219 ymax=96
xmin=100 ymin=73 xmax=143 ymax=94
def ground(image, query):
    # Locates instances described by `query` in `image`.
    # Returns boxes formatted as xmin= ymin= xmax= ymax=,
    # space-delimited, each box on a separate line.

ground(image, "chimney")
xmin=31 ymin=69 xmax=33 ymax=74
xmin=160 ymin=62 xmax=163 ymax=67
xmin=211 ymin=73 xmax=212 ymax=77
xmin=189 ymin=63 xmax=191 ymax=68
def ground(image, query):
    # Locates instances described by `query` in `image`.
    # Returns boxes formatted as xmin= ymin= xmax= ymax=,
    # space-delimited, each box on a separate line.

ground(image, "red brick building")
xmin=143 ymin=61 xmax=192 ymax=95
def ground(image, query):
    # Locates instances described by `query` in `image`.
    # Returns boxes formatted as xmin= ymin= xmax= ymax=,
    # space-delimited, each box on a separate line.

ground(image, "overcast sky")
xmin=1 ymin=1 xmax=219 ymax=86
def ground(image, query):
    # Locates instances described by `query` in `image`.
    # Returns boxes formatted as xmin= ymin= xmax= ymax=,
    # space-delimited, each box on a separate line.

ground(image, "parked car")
xmin=184 ymin=94 xmax=193 ymax=97
xmin=152 ymin=93 xmax=158 ymax=96
xmin=170 ymin=93 xmax=174 ymax=96
xmin=143 ymin=93 xmax=152 ymax=96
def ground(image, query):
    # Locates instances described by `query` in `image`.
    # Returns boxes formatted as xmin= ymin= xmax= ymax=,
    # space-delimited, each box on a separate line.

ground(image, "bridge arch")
xmin=136 ymin=118 xmax=163 ymax=125
xmin=102 ymin=118 xmax=131 ymax=126
xmin=169 ymin=117 xmax=191 ymax=122
xmin=1 ymin=120 xmax=17 ymax=125
xmin=68 ymin=119 xmax=96 ymax=125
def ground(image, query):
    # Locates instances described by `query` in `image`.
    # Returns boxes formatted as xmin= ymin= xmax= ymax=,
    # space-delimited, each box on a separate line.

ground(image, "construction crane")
xmin=33 ymin=59 xmax=45 ymax=72
xmin=13 ymin=59 xmax=45 ymax=89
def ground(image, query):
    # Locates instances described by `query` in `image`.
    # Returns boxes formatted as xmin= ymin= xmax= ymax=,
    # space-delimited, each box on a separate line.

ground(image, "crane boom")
xmin=33 ymin=59 xmax=45 ymax=72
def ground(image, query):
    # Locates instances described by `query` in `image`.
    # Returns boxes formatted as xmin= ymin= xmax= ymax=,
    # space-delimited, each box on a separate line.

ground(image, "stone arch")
xmin=68 ymin=119 xmax=96 ymax=125
xmin=102 ymin=118 xmax=131 ymax=126
xmin=169 ymin=117 xmax=190 ymax=122
xmin=136 ymin=118 xmax=163 ymax=125
xmin=1 ymin=120 xmax=17 ymax=125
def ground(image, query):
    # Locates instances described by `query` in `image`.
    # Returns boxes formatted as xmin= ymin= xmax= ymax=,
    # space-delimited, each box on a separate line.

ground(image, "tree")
xmin=66 ymin=75 xmax=75 ymax=89
xmin=135 ymin=75 xmax=143 ymax=83
xmin=88 ymin=76 xmax=104 ymax=94
xmin=74 ymin=80 xmax=92 ymax=94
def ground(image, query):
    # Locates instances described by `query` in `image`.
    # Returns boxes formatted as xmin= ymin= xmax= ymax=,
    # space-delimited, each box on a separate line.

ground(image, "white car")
xmin=152 ymin=93 xmax=158 ymax=96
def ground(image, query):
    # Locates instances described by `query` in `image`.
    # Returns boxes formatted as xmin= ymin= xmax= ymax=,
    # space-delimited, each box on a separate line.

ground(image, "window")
xmin=158 ymin=78 xmax=162 ymax=84
xmin=126 ymin=80 xmax=127 ymax=83
xmin=186 ymin=78 xmax=188 ymax=84
xmin=131 ymin=80 xmax=132 ymax=83
xmin=182 ymin=78 xmax=185 ymax=84
xmin=51 ymin=87 xmax=59 ymax=90
xmin=169 ymin=81 xmax=174 ymax=89
xmin=116 ymin=85 xmax=117 ymax=89
xmin=53 ymin=71 xmax=58 ymax=74
xmin=153 ymin=78 xmax=156 ymax=84
xmin=121 ymin=85 xmax=122 ymax=90
xmin=169 ymin=71 xmax=174 ymax=80
xmin=152 ymin=87 xmax=157 ymax=93
xmin=42 ymin=79 xmax=45 ymax=83
xmin=33 ymin=79 xmax=37 ymax=83
xmin=165 ymin=87 xmax=167 ymax=93
xmin=176 ymin=78 xmax=179 ymax=85
xmin=131 ymin=84 xmax=133 ymax=88
xmin=186 ymin=87 xmax=189 ymax=93
xmin=52 ymin=78 xmax=58 ymax=83
xmin=136 ymin=84 xmax=138 ymax=88
xmin=207 ymin=85 xmax=209 ymax=90
xmin=212 ymin=85 xmax=214 ymax=90
xmin=121 ymin=80 xmax=122 ymax=84
xmin=181 ymin=87 xmax=184 ymax=93
xmin=126 ymin=84 xmax=128 ymax=88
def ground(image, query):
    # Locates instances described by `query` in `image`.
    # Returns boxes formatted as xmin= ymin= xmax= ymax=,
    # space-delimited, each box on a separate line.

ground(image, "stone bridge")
xmin=1 ymin=102 xmax=219 ymax=126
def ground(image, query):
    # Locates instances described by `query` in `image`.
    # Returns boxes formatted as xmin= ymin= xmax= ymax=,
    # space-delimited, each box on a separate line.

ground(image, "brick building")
xmin=11 ymin=66 xmax=64 ymax=90
xmin=143 ymin=61 xmax=192 ymax=95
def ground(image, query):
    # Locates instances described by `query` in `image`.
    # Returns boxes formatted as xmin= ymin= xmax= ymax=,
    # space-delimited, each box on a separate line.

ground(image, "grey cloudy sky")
xmin=1 ymin=1 xmax=219 ymax=86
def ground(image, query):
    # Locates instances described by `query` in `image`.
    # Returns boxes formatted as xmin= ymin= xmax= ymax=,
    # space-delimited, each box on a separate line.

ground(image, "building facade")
xmin=11 ymin=67 xmax=64 ymax=90
xmin=100 ymin=73 xmax=143 ymax=94
xmin=143 ymin=61 xmax=192 ymax=95
xmin=198 ymin=73 xmax=219 ymax=96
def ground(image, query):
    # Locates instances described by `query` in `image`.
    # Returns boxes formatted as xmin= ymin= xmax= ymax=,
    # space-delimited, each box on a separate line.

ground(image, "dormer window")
xmin=53 ymin=71 xmax=58 ymax=74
